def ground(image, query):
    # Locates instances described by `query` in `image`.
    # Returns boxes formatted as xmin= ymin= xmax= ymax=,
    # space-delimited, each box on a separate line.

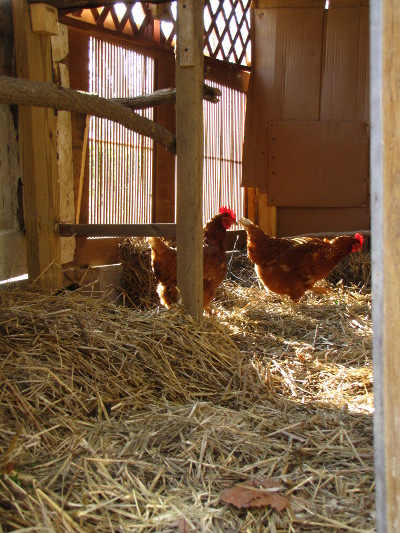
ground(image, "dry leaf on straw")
xmin=220 ymin=478 xmax=289 ymax=511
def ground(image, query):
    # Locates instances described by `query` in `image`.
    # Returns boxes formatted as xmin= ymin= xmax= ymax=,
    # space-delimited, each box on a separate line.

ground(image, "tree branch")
xmin=111 ymin=84 xmax=221 ymax=110
xmin=0 ymin=76 xmax=176 ymax=154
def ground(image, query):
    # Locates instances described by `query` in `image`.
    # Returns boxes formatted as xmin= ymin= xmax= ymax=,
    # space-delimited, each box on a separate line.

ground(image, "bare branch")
xmin=111 ymin=84 xmax=221 ymax=110
xmin=0 ymin=76 xmax=176 ymax=154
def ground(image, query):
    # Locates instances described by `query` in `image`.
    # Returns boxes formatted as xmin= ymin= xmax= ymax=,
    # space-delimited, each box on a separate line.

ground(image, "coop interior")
xmin=0 ymin=1 xmax=375 ymax=532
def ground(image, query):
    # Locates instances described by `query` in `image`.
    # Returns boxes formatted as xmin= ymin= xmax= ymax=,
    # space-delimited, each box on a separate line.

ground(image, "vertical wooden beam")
xmin=371 ymin=2 xmax=400 ymax=532
xmin=153 ymin=50 xmax=176 ymax=223
xmin=12 ymin=0 xmax=62 ymax=289
xmin=175 ymin=0 xmax=204 ymax=320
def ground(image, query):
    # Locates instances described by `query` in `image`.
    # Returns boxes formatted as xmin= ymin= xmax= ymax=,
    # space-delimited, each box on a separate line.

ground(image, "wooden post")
xmin=175 ymin=0 xmax=204 ymax=320
xmin=12 ymin=0 xmax=62 ymax=289
xmin=371 ymin=2 xmax=400 ymax=531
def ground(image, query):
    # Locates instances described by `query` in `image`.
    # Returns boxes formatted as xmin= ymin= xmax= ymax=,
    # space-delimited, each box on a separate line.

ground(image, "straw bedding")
xmin=0 ymin=248 xmax=374 ymax=532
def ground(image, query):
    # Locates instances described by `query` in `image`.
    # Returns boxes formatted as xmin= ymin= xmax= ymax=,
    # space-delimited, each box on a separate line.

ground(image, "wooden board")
xmin=67 ymin=27 xmax=90 ymax=224
xmin=268 ymin=120 xmax=369 ymax=207
xmin=242 ymin=6 xmax=325 ymax=189
xmin=0 ymin=230 xmax=27 ymax=280
xmin=12 ymin=0 xmax=62 ymax=289
xmin=320 ymin=6 xmax=369 ymax=121
xmin=175 ymin=0 xmax=204 ymax=319
xmin=277 ymin=206 xmax=370 ymax=237
xmin=152 ymin=49 xmax=176 ymax=223
xmin=370 ymin=1 xmax=400 ymax=531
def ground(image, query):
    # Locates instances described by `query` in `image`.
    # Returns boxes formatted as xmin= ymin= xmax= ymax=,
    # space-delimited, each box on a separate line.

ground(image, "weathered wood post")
xmin=11 ymin=0 xmax=62 ymax=289
xmin=371 ymin=1 xmax=400 ymax=531
xmin=175 ymin=0 xmax=204 ymax=320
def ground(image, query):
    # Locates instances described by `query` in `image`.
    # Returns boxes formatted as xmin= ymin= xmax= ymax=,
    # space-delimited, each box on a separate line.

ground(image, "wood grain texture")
xmin=12 ymin=0 xmax=62 ymax=288
xmin=371 ymin=2 xmax=400 ymax=532
xmin=59 ymin=223 xmax=177 ymax=238
xmin=175 ymin=0 xmax=204 ymax=320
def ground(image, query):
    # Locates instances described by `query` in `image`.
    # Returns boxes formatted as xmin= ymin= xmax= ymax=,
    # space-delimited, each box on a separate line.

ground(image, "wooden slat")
xmin=267 ymin=120 xmax=369 ymax=207
xmin=12 ymin=0 xmax=62 ymax=289
xmin=176 ymin=0 xmax=204 ymax=320
xmin=371 ymin=2 xmax=400 ymax=532
xmin=68 ymin=27 xmax=90 ymax=226
xmin=59 ymin=223 xmax=177 ymax=238
xmin=320 ymin=5 xmax=369 ymax=121
xmin=277 ymin=206 xmax=370 ymax=237
xmin=253 ymin=1 xmax=325 ymax=6
xmin=67 ymin=230 xmax=247 ymax=268
xmin=153 ymin=49 xmax=176 ymax=223
xmin=75 ymin=114 xmax=89 ymax=223
xmin=242 ymin=6 xmax=324 ymax=189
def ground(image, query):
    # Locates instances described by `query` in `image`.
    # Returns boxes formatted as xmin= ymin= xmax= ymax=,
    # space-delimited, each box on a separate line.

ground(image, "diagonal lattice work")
xmin=204 ymin=0 xmax=251 ymax=65
xmin=67 ymin=1 xmax=251 ymax=66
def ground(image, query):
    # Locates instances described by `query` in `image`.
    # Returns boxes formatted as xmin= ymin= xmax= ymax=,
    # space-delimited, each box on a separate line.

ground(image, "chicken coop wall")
xmin=63 ymin=12 xmax=249 ymax=269
xmin=0 ymin=2 xmax=26 ymax=282
xmin=0 ymin=1 xmax=76 ymax=284
xmin=243 ymin=0 xmax=370 ymax=237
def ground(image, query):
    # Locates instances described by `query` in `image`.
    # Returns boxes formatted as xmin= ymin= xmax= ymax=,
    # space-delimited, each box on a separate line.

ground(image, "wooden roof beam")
xmin=27 ymin=0 xmax=175 ymax=15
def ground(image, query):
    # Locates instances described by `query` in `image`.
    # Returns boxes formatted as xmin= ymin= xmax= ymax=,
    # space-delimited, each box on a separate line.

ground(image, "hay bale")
xmin=327 ymin=251 xmax=371 ymax=290
xmin=119 ymin=237 xmax=160 ymax=308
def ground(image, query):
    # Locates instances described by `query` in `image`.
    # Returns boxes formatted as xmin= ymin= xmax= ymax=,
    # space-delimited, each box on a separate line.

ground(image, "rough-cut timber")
xmin=59 ymin=223 xmax=177 ymax=238
xmin=12 ymin=0 xmax=62 ymax=289
xmin=27 ymin=0 xmax=176 ymax=14
xmin=175 ymin=0 xmax=204 ymax=320
xmin=0 ymin=75 xmax=177 ymax=154
xmin=371 ymin=2 xmax=400 ymax=533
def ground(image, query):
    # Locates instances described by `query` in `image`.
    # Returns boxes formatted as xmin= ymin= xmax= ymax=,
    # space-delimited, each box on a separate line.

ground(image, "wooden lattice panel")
xmin=204 ymin=0 xmax=251 ymax=65
xmin=67 ymin=1 xmax=251 ymax=66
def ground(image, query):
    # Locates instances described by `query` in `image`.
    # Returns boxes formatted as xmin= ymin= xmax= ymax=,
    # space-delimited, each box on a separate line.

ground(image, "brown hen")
xmin=239 ymin=217 xmax=364 ymax=301
xmin=148 ymin=207 xmax=236 ymax=311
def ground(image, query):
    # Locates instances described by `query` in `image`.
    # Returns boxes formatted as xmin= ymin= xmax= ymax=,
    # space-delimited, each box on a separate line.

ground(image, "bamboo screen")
xmin=203 ymin=81 xmax=246 ymax=225
xmin=88 ymin=37 xmax=154 ymax=224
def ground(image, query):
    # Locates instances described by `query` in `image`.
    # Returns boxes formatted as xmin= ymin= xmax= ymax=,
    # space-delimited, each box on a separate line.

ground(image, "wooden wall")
xmin=0 ymin=0 xmax=27 ymax=281
xmin=243 ymin=0 xmax=370 ymax=237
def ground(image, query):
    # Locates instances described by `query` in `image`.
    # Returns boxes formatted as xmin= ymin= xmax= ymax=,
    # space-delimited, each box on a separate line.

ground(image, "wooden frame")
xmin=370 ymin=2 xmax=400 ymax=532
xmin=175 ymin=0 xmax=204 ymax=320
xmin=11 ymin=0 xmax=62 ymax=289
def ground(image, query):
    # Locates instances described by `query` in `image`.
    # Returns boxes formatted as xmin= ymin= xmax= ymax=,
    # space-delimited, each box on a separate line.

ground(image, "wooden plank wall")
xmin=0 ymin=0 xmax=28 ymax=281
xmin=243 ymin=0 xmax=370 ymax=237
xmin=12 ymin=0 xmax=62 ymax=289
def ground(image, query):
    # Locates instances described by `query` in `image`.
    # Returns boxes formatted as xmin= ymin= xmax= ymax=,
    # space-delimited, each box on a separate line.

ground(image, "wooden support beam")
xmin=67 ymin=230 xmax=247 ymax=269
xmin=176 ymin=0 xmax=204 ymax=320
xmin=30 ymin=2 xmax=59 ymax=35
xmin=59 ymin=223 xmax=176 ymax=238
xmin=12 ymin=0 xmax=62 ymax=289
xmin=371 ymin=3 xmax=400 ymax=532
xmin=28 ymin=0 xmax=176 ymax=15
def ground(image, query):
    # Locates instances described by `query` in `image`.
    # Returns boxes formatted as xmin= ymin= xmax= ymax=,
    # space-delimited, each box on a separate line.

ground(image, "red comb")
xmin=219 ymin=206 xmax=236 ymax=220
xmin=355 ymin=233 xmax=364 ymax=246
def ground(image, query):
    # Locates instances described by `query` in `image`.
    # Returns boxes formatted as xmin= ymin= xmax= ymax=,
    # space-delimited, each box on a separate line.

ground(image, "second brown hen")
xmin=239 ymin=217 xmax=364 ymax=301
